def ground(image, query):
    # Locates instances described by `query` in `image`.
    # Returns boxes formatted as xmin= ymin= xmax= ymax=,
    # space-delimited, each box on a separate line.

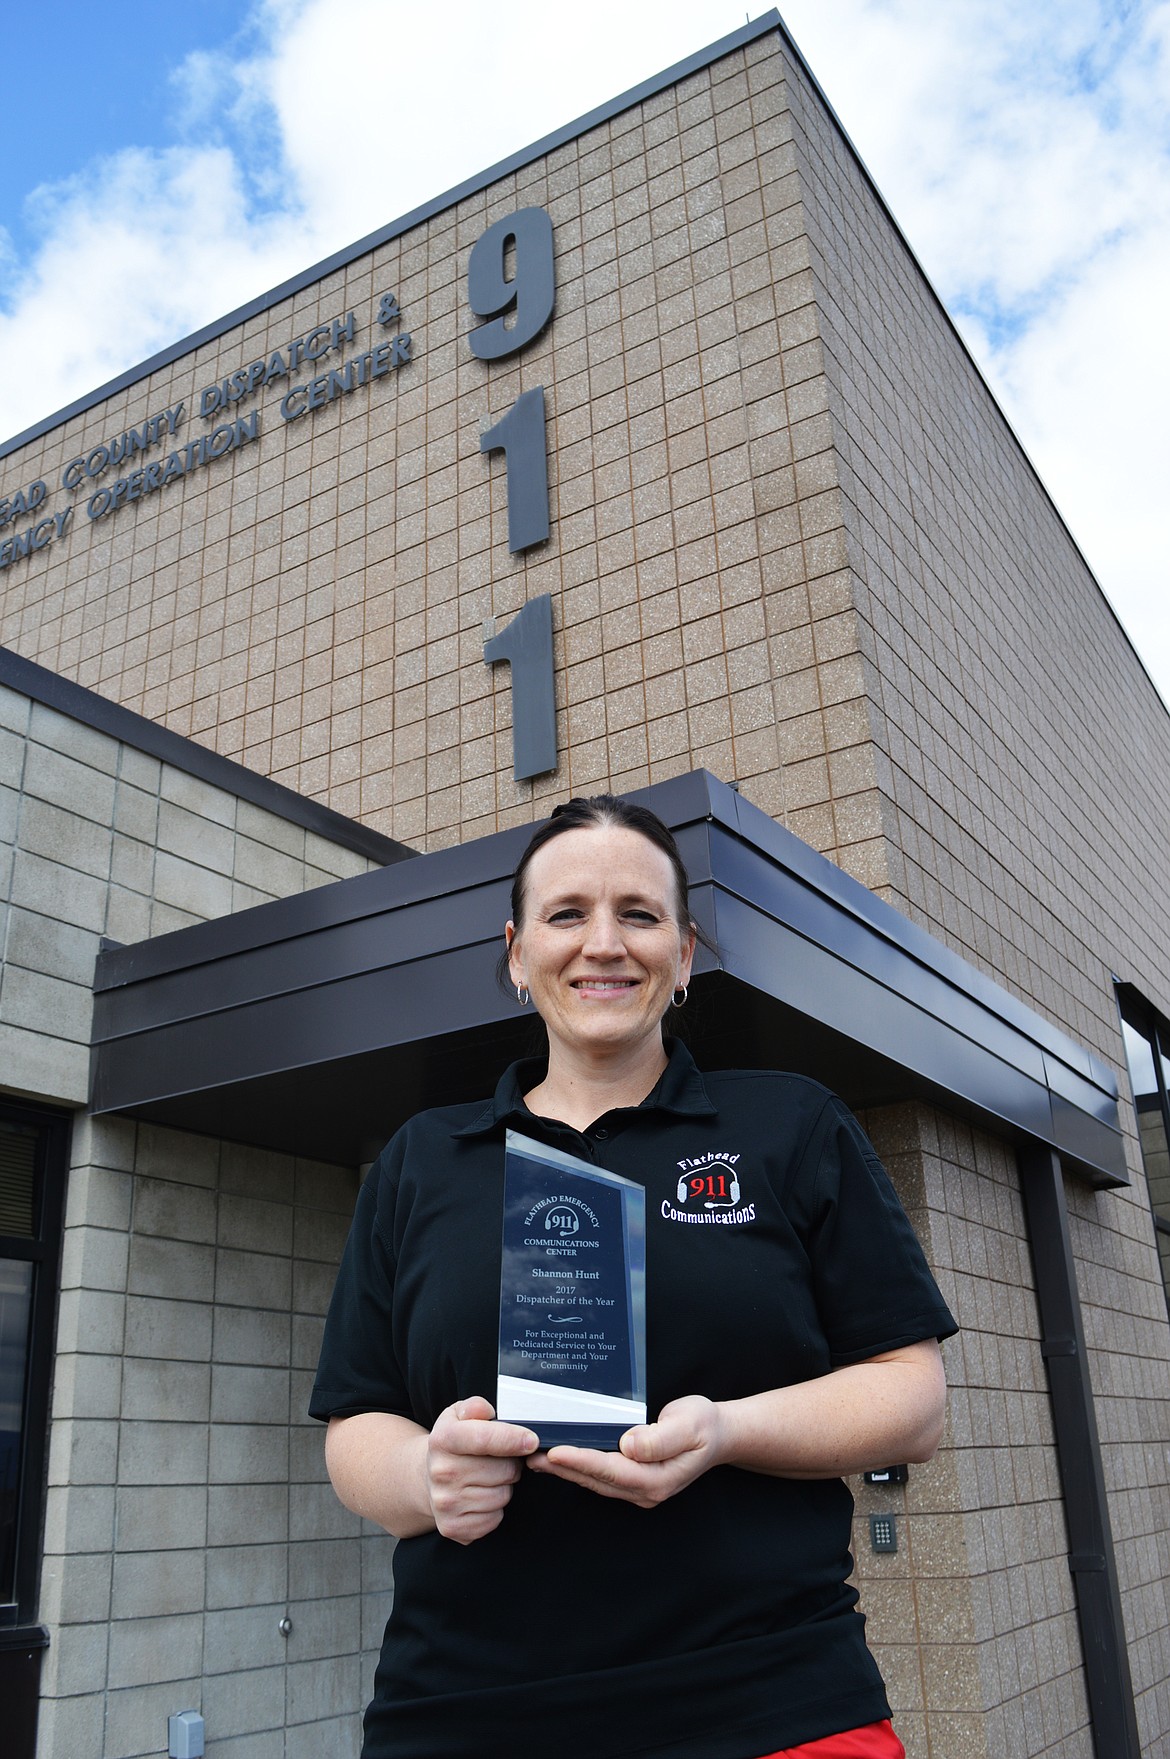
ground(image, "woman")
xmin=311 ymin=795 xmax=957 ymax=1759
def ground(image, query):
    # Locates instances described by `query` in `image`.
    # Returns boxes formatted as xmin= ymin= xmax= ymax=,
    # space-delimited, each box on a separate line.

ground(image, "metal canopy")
xmin=90 ymin=770 xmax=1125 ymax=1184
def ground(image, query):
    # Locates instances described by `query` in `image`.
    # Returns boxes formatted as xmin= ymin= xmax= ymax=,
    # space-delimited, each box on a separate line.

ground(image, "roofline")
xmin=0 ymin=12 xmax=781 ymax=459
xmin=0 ymin=644 xmax=414 ymax=869
xmin=89 ymin=768 xmax=1125 ymax=1184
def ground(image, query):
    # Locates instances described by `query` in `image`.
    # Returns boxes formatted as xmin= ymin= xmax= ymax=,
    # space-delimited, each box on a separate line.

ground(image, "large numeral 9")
xmin=467 ymin=206 xmax=555 ymax=360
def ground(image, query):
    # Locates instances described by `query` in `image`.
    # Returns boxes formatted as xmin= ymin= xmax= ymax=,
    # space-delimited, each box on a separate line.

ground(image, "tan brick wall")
xmin=38 ymin=1116 xmax=374 ymax=1759
xmin=859 ymin=1104 xmax=1095 ymax=1759
xmin=0 ymin=671 xmax=384 ymax=1758
xmin=780 ymin=35 xmax=1170 ymax=1052
xmin=769 ymin=57 xmax=1170 ymax=1751
xmin=0 ymin=681 xmax=374 ymax=1108
xmin=1066 ymin=1174 xmax=1170 ymax=1743
xmin=2 ymin=36 xmax=861 ymax=859
xmin=852 ymin=1099 xmax=1170 ymax=1756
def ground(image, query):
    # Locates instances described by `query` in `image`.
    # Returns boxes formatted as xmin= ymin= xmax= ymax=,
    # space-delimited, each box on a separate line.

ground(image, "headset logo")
xmin=544 ymin=1207 xmax=579 ymax=1234
xmin=663 ymin=1150 xmax=755 ymax=1228
xmin=675 ymin=1151 xmax=741 ymax=1210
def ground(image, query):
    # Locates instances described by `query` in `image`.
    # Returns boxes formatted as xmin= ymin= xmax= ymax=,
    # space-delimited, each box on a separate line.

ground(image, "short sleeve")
xmin=788 ymin=1096 xmax=958 ymax=1367
xmin=308 ymin=1139 xmax=413 ymax=1421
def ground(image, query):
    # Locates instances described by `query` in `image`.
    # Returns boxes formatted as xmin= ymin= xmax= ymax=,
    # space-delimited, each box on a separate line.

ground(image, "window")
xmin=1117 ymin=989 xmax=1170 ymax=1320
xmin=0 ymin=1102 xmax=68 ymax=1628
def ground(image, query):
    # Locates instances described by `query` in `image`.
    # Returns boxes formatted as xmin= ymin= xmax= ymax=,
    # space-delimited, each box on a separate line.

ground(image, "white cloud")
xmin=963 ymin=221 xmax=1170 ymax=689
xmin=0 ymin=144 xmax=311 ymax=433
xmin=242 ymin=0 xmax=750 ymax=252
xmin=782 ymin=0 xmax=1167 ymax=302
xmin=781 ymin=0 xmax=1170 ymax=701
xmin=0 ymin=0 xmax=742 ymax=438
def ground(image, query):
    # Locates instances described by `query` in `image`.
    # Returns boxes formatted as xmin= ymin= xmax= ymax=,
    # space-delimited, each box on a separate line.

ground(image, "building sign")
xmin=0 ymin=295 xmax=411 ymax=569
xmin=1 ymin=202 xmax=560 ymax=779
xmin=484 ymin=594 xmax=556 ymax=780
xmin=469 ymin=206 xmax=554 ymax=555
xmin=470 ymin=206 xmax=558 ymax=777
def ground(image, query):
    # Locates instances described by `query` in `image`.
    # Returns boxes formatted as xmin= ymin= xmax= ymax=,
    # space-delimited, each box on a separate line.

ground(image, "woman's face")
xmin=506 ymin=824 xmax=695 ymax=1062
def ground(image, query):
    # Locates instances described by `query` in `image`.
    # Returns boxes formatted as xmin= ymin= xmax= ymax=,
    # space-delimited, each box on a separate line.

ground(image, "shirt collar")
xmin=451 ymin=1037 xmax=717 ymax=1138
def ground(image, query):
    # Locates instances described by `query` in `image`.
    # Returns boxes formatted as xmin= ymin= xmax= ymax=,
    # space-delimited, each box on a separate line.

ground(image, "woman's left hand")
xmin=526 ymin=1341 xmax=948 ymax=1505
xmin=527 ymin=1395 xmax=724 ymax=1507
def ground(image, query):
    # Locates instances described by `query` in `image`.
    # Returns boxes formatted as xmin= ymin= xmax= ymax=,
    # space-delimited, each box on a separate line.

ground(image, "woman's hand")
xmin=526 ymin=1340 xmax=947 ymax=1507
xmin=425 ymin=1396 xmax=539 ymax=1543
xmin=527 ymin=1395 xmax=724 ymax=1506
xmin=325 ymin=1399 xmax=538 ymax=1545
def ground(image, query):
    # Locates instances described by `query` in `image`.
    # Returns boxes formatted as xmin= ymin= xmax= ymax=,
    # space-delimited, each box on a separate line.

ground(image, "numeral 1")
xmin=480 ymin=387 xmax=549 ymax=553
xmin=483 ymin=593 xmax=556 ymax=781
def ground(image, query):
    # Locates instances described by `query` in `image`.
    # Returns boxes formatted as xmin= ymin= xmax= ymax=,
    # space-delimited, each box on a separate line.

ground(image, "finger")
xmin=618 ymin=1423 xmax=655 ymax=1461
xmin=530 ymin=1450 xmax=666 ymax=1506
xmin=436 ymin=1493 xmax=512 ymax=1544
xmin=534 ymin=1446 xmax=654 ymax=1491
xmin=620 ymin=1423 xmax=685 ymax=1464
xmin=445 ymin=1513 xmax=503 ymax=1545
xmin=540 ymin=1443 xmax=621 ymax=1473
xmin=621 ymin=1399 xmax=713 ymax=1463
xmin=429 ymin=1452 xmax=523 ymax=1490
xmin=454 ymin=1395 xmax=496 ymax=1421
xmin=429 ymin=1460 xmax=524 ymax=1541
xmin=449 ymin=1420 xmax=539 ymax=1458
xmin=432 ymin=1478 xmax=518 ymax=1523
xmin=437 ymin=1401 xmax=539 ymax=1457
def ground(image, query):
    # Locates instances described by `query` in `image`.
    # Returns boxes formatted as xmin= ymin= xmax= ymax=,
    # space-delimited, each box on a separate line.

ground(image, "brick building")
xmin=1 ymin=13 xmax=1168 ymax=1757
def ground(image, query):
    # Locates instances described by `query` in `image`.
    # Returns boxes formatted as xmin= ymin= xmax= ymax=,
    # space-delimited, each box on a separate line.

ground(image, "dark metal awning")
xmin=90 ymin=770 xmax=1125 ymax=1184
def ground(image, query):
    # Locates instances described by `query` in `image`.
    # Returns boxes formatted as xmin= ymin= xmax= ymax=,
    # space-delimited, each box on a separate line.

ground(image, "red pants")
xmin=755 ymin=1720 xmax=905 ymax=1759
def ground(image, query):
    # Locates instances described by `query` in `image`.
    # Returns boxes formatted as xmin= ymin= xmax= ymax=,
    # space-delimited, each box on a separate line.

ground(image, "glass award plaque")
xmin=497 ymin=1129 xmax=647 ymax=1449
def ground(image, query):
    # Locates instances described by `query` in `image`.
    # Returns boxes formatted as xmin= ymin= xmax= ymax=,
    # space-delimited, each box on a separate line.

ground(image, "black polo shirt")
xmin=311 ymin=1041 xmax=957 ymax=1759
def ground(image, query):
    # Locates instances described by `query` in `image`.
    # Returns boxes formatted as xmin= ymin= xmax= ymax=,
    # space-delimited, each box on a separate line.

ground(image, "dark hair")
xmin=509 ymin=795 xmax=696 ymax=935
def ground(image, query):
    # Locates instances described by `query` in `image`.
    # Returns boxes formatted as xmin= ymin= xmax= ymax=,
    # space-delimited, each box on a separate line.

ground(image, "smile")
xmin=571 ymin=979 xmax=638 ymax=991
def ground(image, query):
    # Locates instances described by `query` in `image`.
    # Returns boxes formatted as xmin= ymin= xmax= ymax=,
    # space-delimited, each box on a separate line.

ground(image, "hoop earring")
xmin=673 ymin=984 xmax=688 ymax=1006
xmin=516 ymin=985 xmax=530 ymax=1007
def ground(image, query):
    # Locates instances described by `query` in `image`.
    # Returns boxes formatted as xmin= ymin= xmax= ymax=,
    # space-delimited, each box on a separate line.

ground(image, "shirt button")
xmin=593 ymin=1126 xmax=609 ymax=1139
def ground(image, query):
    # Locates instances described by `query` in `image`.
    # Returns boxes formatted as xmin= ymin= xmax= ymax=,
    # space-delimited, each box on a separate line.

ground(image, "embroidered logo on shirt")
xmin=661 ymin=1151 xmax=756 ymax=1227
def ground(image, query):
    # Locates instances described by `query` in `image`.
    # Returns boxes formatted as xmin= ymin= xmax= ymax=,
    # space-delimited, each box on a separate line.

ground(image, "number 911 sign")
xmin=470 ymin=206 xmax=558 ymax=780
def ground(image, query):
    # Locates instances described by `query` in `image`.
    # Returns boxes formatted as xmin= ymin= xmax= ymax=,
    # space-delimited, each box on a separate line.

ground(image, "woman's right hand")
xmin=325 ymin=1401 xmax=538 ymax=1544
xmin=425 ymin=1396 xmax=539 ymax=1544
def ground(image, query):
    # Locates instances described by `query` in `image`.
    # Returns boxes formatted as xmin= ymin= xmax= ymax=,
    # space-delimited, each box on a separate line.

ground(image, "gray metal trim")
xmin=0 ymin=644 xmax=413 ymax=869
xmin=1018 ymin=1140 xmax=1142 ymax=1757
xmin=90 ymin=769 xmax=1124 ymax=1183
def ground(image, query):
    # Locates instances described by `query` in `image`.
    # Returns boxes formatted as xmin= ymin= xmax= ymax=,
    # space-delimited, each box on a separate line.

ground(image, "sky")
xmin=1 ymin=1 xmax=1167 ymax=705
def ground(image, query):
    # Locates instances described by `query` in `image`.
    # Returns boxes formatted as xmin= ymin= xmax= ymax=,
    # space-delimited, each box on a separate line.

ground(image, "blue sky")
xmin=3 ymin=5 xmax=257 ymax=258
xmin=1 ymin=1 xmax=1167 ymax=702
